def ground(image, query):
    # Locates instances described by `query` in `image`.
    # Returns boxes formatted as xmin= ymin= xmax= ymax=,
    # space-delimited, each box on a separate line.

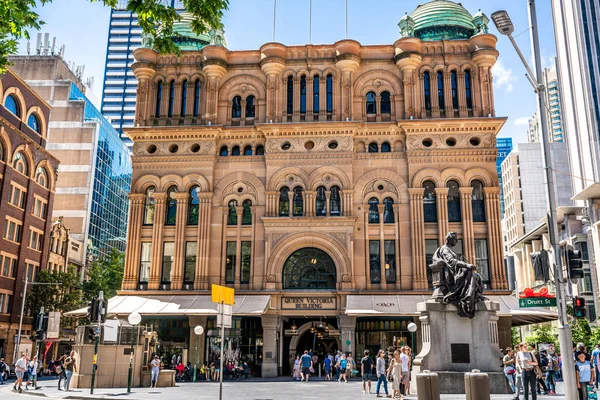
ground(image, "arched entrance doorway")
xmin=282 ymin=247 xmax=336 ymax=289
xmin=285 ymin=321 xmax=341 ymax=376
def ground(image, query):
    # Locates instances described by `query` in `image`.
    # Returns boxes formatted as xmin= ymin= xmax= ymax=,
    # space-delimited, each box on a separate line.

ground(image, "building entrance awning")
xmin=64 ymin=295 xmax=271 ymax=318
xmin=345 ymin=295 xmax=557 ymax=326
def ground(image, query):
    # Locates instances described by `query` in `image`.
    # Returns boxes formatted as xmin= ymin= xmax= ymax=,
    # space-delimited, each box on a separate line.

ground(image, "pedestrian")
xmin=400 ymin=347 xmax=411 ymax=396
xmin=516 ymin=342 xmax=538 ymax=400
xmin=592 ymin=344 xmax=600 ymax=389
xmin=541 ymin=350 xmax=556 ymax=395
xmin=150 ymin=355 xmax=161 ymax=388
xmin=335 ymin=351 xmax=342 ymax=380
xmin=388 ymin=350 xmax=403 ymax=399
xmin=25 ymin=356 xmax=40 ymax=390
xmin=323 ymin=354 xmax=332 ymax=381
xmin=293 ymin=354 xmax=301 ymax=380
xmin=361 ymin=349 xmax=373 ymax=394
xmin=14 ymin=352 xmax=28 ymax=393
xmin=63 ymin=350 xmax=77 ymax=392
xmin=336 ymin=354 xmax=348 ymax=383
xmin=300 ymin=350 xmax=313 ymax=383
xmin=576 ymin=351 xmax=594 ymax=400
xmin=0 ymin=357 xmax=6 ymax=385
xmin=376 ymin=349 xmax=392 ymax=398
xmin=513 ymin=345 xmax=523 ymax=400
xmin=347 ymin=352 xmax=355 ymax=378
xmin=503 ymin=347 xmax=517 ymax=395
xmin=56 ymin=354 xmax=67 ymax=390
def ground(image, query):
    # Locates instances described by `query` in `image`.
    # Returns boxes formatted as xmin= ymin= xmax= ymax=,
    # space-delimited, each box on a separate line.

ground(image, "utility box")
xmin=416 ymin=370 xmax=440 ymax=400
xmin=465 ymin=370 xmax=490 ymax=400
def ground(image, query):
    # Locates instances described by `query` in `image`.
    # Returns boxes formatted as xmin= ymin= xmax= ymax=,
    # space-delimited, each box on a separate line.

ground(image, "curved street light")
xmin=127 ymin=312 xmax=142 ymax=393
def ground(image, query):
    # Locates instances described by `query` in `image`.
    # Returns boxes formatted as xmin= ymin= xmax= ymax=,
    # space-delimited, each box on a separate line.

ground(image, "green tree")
xmin=571 ymin=318 xmax=593 ymax=350
xmin=82 ymin=248 xmax=124 ymax=302
xmin=26 ymin=266 xmax=83 ymax=320
xmin=511 ymin=327 xmax=521 ymax=347
xmin=0 ymin=0 xmax=229 ymax=74
xmin=524 ymin=323 xmax=557 ymax=347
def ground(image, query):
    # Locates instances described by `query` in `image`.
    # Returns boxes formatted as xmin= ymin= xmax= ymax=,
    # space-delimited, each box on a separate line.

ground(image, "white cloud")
xmin=492 ymin=59 xmax=517 ymax=93
xmin=514 ymin=117 xmax=529 ymax=127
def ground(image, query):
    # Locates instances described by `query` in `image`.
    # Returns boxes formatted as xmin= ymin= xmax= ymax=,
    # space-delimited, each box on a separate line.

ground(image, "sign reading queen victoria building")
xmin=75 ymin=0 xmax=558 ymax=379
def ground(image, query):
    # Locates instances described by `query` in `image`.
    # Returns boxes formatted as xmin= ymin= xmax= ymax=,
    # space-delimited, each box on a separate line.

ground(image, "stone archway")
xmin=289 ymin=321 xmax=341 ymax=358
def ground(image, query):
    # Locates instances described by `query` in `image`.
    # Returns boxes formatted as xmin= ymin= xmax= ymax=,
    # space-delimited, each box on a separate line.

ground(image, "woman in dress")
xmin=293 ymin=355 xmax=301 ymax=380
xmin=387 ymin=350 xmax=403 ymax=399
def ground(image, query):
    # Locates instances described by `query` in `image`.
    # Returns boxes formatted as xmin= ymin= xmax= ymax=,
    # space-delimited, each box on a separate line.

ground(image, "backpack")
xmin=539 ymin=355 xmax=549 ymax=368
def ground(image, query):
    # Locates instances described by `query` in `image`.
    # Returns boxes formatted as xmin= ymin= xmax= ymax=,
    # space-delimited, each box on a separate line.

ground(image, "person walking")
xmin=516 ymin=343 xmax=538 ymax=400
xmin=388 ymin=350 xmax=403 ymax=399
xmin=56 ymin=354 xmax=67 ymax=390
xmin=323 ymin=354 xmax=332 ymax=381
xmin=576 ymin=351 xmax=594 ymax=400
xmin=293 ymin=355 xmax=301 ymax=380
xmin=400 ymin=347 xmax=411 ymax=396
xmin=592 ymin=344 xmax=600 ymax=389
xmin=0 ymin=357 xmax=6 ymax=385
xmin=542 ymin=350 xmax=556 ymax=395
xmin=347 ymin=352 xmax=355 ymax=379
xmin=503 ymin=347 xmax=517 ymax=395
xmin=376 ymin=349 xmax=392 ymax=398
xmin=300 ymin=350 xmax=313 ymax=383
xmin=25 ymin=356 xmax=39 ymax=390
xmin=63 ymin=351 xmax=77 ymax=392
xmin=13 ymin=353 xmax=28 ymax=393
xmin=337 ymin=354 xmax=348 ymax=383
xmin=150 ymin=355 xmax=161 ymax=388
xmin=361 ymin=349 xmax=374 ymax=394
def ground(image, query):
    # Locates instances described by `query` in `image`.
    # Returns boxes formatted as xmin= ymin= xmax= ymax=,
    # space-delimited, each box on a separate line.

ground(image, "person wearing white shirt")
xmin=13 ymin=353 xmax=28 ymax=393
xmin=25 ymin=356 xmax=39 ymax=390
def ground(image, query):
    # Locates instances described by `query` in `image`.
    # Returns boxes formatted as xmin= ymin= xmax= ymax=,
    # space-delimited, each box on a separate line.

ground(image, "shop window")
xmin=369 ymin=240 xmax=380 ymax=283
xmin=227 ymin=200 xmax=238 ymax=225
xmin=225 ymin=241 xmax=236 ymax=283
xmin=161 ymin=242 xmax=174 ymax=283
xmin=184 ymin=242 xmax=197 ymax=283
xmin=241 ymin=241 xmax=251 ymax=283
xmin=282 ymin=247 xmax=336 ymax=289
xmin=423 ymin=181 xmax=437 ymax=222
xmin=315 ymin=186 xmax=326 ymax=216
xmin=368 ymin=197 xmax=379 ymax=224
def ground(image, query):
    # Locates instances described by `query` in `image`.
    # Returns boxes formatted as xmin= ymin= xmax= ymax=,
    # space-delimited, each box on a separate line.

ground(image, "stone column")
xmin=305 ymin=190 xmax=315 ymax=217
xmin=479 ymin=66 xmax=492 ymax=117
xmin=195 ymin=193 xmax=213 ymax=290
xmin=319 ymin=77 xmax=327 ymax=120
xmin=443 ymin=72 xmax=453 ymax=117
xmin=293 ymin=78 xmax=301 ymax=121
xmin=149 ymin=193 xmax=167 ymax=289
xmin=402 ymin=68 xmax=416 ymax=118
xmin=472 ymin=70 xmax=482 ymax=117
xmin=173 ymin=82 xmax=182 ymax=119
xmin=261 ymin=315 xmax=280 ymax=378
xmin=235 ymin=206 xmax=244 ymax=286
xmin=457 ymin=71 xmax=468 ymax=117
xmin=435 ymin=188 xmax=449 ymax=247
xmin=459 ymin=187 xmax=475 ymax=263
xmin=135 ymin=78 xmax=150 ymax=126
xmin=393 ymin=204 xmax=401 ymax=286
xmin=484 ymin=187 xmax=505 ymax=289
xmin=171 ymin=192 xmax=189 ymax=289
xmin=409 ymin=188 xmax=427 ymax=289
xmin=123 ymin=194 xmax=145 ymax=290
xmin=513 ymin=249 xmax=524 ymax=292
xmin=325 ymin=191 xmax=331 ymax=216
xmin=431 ymin=72 xmax=440 ymax=118
xmin=338 ymin=316 xmax=357 ymax=355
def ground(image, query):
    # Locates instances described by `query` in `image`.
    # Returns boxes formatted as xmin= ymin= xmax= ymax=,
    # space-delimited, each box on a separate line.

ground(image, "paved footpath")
xmin=0 ymin=377 xmax=568 ymax=400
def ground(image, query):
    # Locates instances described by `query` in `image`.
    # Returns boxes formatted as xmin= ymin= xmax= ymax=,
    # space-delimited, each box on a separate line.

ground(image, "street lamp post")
xmin=491 ymin=4 xmax=577 ymax=400
xmin=407 ymin=322 xmax=417 ymax=357
xmin=127 ymin=311 xmax=142 ymax=393
xmin=193 ymin=325 xmax=204 ymax=382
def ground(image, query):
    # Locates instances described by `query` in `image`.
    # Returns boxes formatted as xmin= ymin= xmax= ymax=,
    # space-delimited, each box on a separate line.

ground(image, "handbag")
xmin=505 ymin=366 xmax=516 ymax=375
xmin=533 ymin=366 xmax=543 ymax=380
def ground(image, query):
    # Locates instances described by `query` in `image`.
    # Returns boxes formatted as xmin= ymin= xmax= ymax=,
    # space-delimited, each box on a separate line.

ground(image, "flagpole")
xmin=308 ymin=0 xmax=312 ymax=44
xmin=272 ymin=0 xmax=277 ymax=42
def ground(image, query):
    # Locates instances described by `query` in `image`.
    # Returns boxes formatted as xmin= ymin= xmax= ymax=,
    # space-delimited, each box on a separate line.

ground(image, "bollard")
xmin=465 ymin=369 xmax=490 ymax=400
xmin=416 ymin=370 xmax=440 ymax=400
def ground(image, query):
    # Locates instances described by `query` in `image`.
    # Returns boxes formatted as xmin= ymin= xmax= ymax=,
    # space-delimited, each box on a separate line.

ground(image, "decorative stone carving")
xmin=271 ymin=232 xmax=289 ymax=249
xmin=267 ymin=274 xmax=276 ymax=282
xmin=342 ymin=274 xmax=351 ymax=282
xmin=264 ymin=137 xmax=353 ymax=154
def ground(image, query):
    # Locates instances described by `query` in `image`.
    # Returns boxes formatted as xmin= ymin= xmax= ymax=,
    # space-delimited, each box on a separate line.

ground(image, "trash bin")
xmin=416 ymin=370 xmax=440 ymax=400
xmin=465 ymin=369 xmax=490 ymax=400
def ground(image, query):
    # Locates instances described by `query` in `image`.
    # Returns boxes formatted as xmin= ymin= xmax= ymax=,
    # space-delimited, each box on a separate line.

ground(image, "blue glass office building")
xmin=496 ymin=138 xmax=513 ymax=219
xmin=101 ymin=0 xmax=185 ymax=146
xmin=71 ymin=82 xmax=132 ymax=259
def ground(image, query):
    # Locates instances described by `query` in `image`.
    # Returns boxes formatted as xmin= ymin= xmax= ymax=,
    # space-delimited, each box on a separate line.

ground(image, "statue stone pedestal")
xmin=412 ymin=299 xmax=510 ymax=394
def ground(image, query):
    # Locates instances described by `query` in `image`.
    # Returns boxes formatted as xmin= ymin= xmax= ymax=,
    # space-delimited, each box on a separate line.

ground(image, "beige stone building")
xmin=47 ymin=217 xmax=84 ymax=276
xmin=87 ymin=0 xmax=547 ymax=378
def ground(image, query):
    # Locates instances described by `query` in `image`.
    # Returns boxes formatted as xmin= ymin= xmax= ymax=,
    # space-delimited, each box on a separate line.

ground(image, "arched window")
xmin=380 ymin=91 xmax=391 ymax=114
xmin=243 ymin=145 xmax=253 ymax=156
xmin=383 ymin=197 xmax=394 ymax=223
xmin=315 ymin=186 xmax=326 ymax=216
xmin=368 ymin=142 xmax=379 ymax=153
xmin=227 ymin=199 xmax=238 ymax=225
xmin=188 ymin=185 xmax=200 ymax=225
xmin=5 ymin=94 xmax=20 ymax=117
xmin=366 ymin=91 xmax=376 ymax=114
xmin=368 ymin=197 xmax=380 ymax=224
xmin=143 ymin=186 xmax=156 ymax=225
xmin=381 ymin=142 xmax=391 ymax=153
xmin=424 ymin=71 xmax=431 ymax=110
xmin=292 ymin=187 xmax=304 ymax=216
xmin=35 ymin=167 xmax=48 ymax=188
xmin=300 ymin=76 xmax=307 ymax=114
xmin=155 ymin=81 xmax=163 ymax=117
xmin=423 ymin=180 xmax=437 ymax=222
xmin=27 ymin=114 xmax=41 ymax=134
xmin=13 ymin=151 xmax=28 ymax=175
xmin=180 ymin=80 xmax=188 ymax=116
xmin=465 ymin=69 xmax=473 ymax=109
xmin=286 ymin=76 xmax=293 ymax=115
xmin=219 ymin=146 xmax=229 ymax=156
xmin=282 ymin=247 xmax=336 ymax=289
xmin=242 ymin=199 xmax=252 ymax=225
xmin=256 ymin=145 xmax=265 ymax=155
xmin=245 ymin=95 xmax=255 ymax=118
xmin=447 ymin=180 xmax=461 ymax=222
xmin=437 ymin=71 xmax=445 ymax=110
xmin=313 ymin=75 xmax=320 ymax=113
xmin=330 ymin=186 xmax=341 ymax=216
xmin=471 ymin=180 xmax=486 ymax=222
xmin=451 ymin=70 xmax=458 ymax=110
xmin=279 ymin=187 xmax=290 ymax=216
xmin=0 ymin=140 xmax=4 ymax=162
xmin=231 ymin=145 xmax=241 ymax=156
xmin=165 ymin=186 xmax=178 ymax=225
xmin=232 ymin=96 xmax=242 ymax=118
xmin=326 ymin=74 xmax=333 ymax=113
xmin=193 ymin=79 xmax=201 ymax=117
xmin=168 ymin=80 xmax=175 ymax=118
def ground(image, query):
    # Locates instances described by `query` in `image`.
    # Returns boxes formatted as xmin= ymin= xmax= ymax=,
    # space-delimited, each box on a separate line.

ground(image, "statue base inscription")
xmin=411 ymin=300 xmax=510 ymax=394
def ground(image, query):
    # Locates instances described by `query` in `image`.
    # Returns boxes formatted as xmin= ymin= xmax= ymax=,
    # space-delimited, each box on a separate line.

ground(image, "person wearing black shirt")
xmin=361 ymin=350 xmax=374 ymax=394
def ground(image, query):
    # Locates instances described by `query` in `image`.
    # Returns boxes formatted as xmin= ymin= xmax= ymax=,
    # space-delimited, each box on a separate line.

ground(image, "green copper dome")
xmin=406 ymin=0 xmax=478 ymax=41
xmin=171 ymin=12 xmax=226 ymax=51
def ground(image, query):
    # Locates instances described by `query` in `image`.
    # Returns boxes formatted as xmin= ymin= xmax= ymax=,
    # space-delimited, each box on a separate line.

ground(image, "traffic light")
xmin=34 ymin=312 xmax=48 ymax=331
xmin=35 ymin=329 xmax=46 ymax=341
xmin=98 ymin=299 xmax=107 ymax=323
xmin=566 ymin=247 xmax=584 ymax=279
xmin=87 ymin=327 xmax=96 ymax=342
xmin=87 ymin=298 xmax=99 ymax=323
xmin=573 ymin=296 xmax=586 ymax=319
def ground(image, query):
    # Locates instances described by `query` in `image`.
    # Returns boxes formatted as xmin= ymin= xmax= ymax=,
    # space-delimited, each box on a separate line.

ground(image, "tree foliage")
xmin=0 ymin=0 xmax=229 ymax=74
xmin=26 ymin=266 xmax=83 ymax=317
xmin=571 ymin=318 xmax=594 ymax=350
xmin=511 ymin=327 xmax=521 ymax=347
xmin=82 ymin=248 xmax=125 ymax=301
xmin=525 ymin=323 xmax=557 ymax=347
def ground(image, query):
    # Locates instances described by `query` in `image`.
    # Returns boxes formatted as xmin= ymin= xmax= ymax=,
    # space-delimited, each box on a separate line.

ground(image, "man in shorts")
xmin=300 ymin=350 xmax=313 ymax=383
xmin=13 ymin=353 xmax=28 ymax=393
xmin=361 ymin=349 xmax=374 ymax=394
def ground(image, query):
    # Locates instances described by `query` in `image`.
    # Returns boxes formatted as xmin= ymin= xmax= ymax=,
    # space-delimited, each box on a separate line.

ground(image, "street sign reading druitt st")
xmin=518 ymin=297 xmax=557 ymax=308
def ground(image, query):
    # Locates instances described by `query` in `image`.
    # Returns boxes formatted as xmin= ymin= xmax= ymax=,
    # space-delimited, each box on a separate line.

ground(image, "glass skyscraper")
xmin=101 ymin=0 xmax=185 ymax=146
xmin=496 ymin=137 xmax=513 ymax=219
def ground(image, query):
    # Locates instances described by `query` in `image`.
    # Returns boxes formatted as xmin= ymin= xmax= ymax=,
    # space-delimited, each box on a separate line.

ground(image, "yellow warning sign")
xmin=211 ymin=284 xmax=234 ymax=305
xmin=93 ymin=354 xmax=97 ymax=364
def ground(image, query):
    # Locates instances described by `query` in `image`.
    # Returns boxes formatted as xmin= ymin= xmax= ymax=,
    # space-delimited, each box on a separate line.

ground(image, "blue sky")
xmin=18 ymin=0 xmax=557 ymax=144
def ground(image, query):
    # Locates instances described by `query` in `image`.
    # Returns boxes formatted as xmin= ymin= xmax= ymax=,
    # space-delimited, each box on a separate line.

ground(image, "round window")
xmin=190 ymin=143 xmax=201 ymax=153
xmin=147 ymin=144 xmax=157 ymax=154
xmin=328 ymin=141 xmax=338 ymax=150
xmin=469 ymin=137 xmax=481 ymax=146
xmin=305 ymin=141 xmax=315 ymax=150
xmin=422 ymin=138 xmax=433 ymax=148
xmin=169 ymin=144 xmax=179 ymax=153
xmin=281 ymin=142 xmax=291 ymax=151
xmin=446 ymin=138 xmax=456 ymax=147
